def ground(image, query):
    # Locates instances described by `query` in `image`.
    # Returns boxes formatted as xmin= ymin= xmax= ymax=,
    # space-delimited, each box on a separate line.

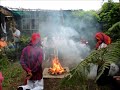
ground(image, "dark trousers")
xmin=97 ymin=66 xmax=120 ymax=90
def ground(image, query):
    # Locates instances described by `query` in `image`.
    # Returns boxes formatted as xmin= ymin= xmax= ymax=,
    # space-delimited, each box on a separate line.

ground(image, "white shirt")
xmin=14 ymin=29 xmax=20 ymax=37
xmin=13 ymin=29 xmax=21 ymax=42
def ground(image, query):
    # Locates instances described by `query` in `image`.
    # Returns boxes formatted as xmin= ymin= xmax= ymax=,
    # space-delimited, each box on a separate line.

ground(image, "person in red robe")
xmin=95 ymin=32 xmax=111 ymax=50
xmin=18 ymin=33 xmax=43 ymax=90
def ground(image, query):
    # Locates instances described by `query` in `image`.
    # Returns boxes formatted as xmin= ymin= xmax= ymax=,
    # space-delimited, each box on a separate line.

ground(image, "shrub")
xmin=0 ymin=56 xmax=10 ymax=70
xmin=106 ymin=21 xmax=120 ymax=42
xmin=5 ymin=35 xmax=30 ymax=61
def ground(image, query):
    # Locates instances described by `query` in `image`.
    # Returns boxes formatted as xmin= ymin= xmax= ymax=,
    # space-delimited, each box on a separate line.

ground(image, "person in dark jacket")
xmin=95 ymin=32 xmax=111 ymax=50
xmin=18 ymin=33 xmax=43 ymax=90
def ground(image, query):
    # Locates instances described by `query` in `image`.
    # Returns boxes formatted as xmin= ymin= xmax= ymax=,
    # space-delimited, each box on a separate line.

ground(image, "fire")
xmin=48 ymin=56 xmax=65 ymax=75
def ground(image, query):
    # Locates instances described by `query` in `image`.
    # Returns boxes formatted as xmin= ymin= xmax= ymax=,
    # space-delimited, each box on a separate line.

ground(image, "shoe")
xmin=17 ymin=87 xmax=23 ymax=90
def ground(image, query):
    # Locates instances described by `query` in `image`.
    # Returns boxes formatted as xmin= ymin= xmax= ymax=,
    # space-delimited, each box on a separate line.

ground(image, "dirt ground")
xmin=2 ymin=73 xmax=113 ymax=90
xmin=44 ymin=79 xmax=98 ymax=90
xmin=2 ymin=61 xmax=120 ymax=90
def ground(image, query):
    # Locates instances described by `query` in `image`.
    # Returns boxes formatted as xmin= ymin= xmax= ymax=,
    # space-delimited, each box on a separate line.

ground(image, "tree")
xmin=99 ymin=2 xmax=120 ymax=31
xmin=106 ymin=21 xmax=120 ymax=42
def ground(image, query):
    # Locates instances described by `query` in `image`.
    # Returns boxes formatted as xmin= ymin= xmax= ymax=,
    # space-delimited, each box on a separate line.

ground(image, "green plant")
xmin=0 ymin=56 xmax=10 ymax=70
xmin=99 ymin=2 xmax=120 ymax=31
xmin=5 ymin=49 xmax=16 ymax=61
xmin=4 ymin=35 xmax=30 ymax=61
xmin=61 ymin=41 xmax=120 ymax=88
xmin=20 ymin=35 xmax=30 ymax=47
xmin=2 ymin=62 xmax=23 ymax=87
xmin=106 ymin=21 xmax=120 ymax=42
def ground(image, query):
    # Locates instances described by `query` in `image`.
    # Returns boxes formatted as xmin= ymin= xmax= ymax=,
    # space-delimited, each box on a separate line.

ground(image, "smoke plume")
xmin=38 ymin=10 xmax=100 ymax=67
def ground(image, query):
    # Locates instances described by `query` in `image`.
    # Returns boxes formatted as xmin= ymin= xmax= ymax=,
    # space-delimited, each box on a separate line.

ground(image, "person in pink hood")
xmin=18 ymin=33 xmax=43 ymax=90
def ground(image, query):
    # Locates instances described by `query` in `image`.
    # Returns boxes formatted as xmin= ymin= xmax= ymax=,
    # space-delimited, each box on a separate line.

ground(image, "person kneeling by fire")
xmin=18 ymin=33 xmax=44 ymax=90
xmin=95 ymin=32 xmax=120 ymax=90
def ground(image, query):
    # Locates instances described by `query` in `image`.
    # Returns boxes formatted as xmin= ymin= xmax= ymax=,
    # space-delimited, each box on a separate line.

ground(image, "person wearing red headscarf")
xmin=95 ymin=32 xmax=111 ymax=50
xmin=95 ymin=33 xmax=120 ymax=90
xmin=18 ymin=33 xmax=43 ymax=90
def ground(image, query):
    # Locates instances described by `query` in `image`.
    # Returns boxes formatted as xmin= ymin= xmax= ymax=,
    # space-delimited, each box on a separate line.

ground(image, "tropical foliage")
xmin=61 ymin=1 xmax=120 ymax=87
xmin=0 ymin=35 xmax=30 ymax=62
xmin=106 ymin=21 xmax=120 ymax=42
xmin=61 ymin=41 xmax=120 ymax=87
xmin=99 ymin=2 xmax=120 ymax=31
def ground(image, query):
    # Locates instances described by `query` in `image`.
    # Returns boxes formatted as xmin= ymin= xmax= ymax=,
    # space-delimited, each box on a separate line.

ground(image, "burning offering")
xmin=43 ymin=49 xmax=69 ymax=78
xmin=48 ymin=56 xmax=66 ymax=75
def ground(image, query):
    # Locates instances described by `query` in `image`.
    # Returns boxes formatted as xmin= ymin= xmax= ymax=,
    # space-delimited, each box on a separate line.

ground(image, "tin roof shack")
xmin=0 ymin=6 xmax=21 ymax=41
xmin=11 ymin=9 xmax=23 ymax=30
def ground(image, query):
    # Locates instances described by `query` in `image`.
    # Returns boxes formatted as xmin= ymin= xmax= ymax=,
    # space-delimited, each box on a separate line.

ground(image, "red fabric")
xmin=0 ymin=72 xmax=4 ymax=90
xmin=24 ymin=78 xmax=27 ymax=85
xmin=0 ymin=72 xmax=3 ymax=82
xmin=20 ymin=45 xmax=43 ymax=80
xmin=31 ymin=33 xmax=41 ymax=45
xmin=95 ymin=32 xmax=111 ymax=49
xmin=0 ymin=83 xmax=2 ymax=90
xmin=20 ymin=33 xmax=43 ymax=81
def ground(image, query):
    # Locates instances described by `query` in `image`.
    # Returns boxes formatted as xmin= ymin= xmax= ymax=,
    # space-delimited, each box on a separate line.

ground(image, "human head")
xmin=0 ymin=37 xmax=5 ymax=41
xmin=95 ymin=32 xmax=102 ymax=41
xmin=31 ymin=33 xmax=41 ymax=45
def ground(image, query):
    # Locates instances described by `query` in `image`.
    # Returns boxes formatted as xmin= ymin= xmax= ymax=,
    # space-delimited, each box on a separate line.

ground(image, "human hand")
xmin=26 ymin=72 xmax=32 ymax=80
xmin=13 ymin=34 xmax=15 ymax=37
xmin=113 ymin=76 xmax=120 ymax=80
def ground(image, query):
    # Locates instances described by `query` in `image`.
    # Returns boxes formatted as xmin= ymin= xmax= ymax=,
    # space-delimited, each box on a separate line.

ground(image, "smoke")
xmin=38 ymin=10 xmax=100 ymax=67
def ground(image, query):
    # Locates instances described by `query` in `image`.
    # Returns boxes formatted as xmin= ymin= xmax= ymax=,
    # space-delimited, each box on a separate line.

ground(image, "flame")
xmin=49 ymin=56 xmax=65 ymax=75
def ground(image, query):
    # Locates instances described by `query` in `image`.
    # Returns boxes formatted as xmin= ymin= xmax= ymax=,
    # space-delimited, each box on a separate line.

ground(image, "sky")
xmin=0 ymin=0 xmax=119 ymax=10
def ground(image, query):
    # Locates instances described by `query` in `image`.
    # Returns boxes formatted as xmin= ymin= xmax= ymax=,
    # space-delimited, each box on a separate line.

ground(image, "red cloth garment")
xmin=31 ymin=33 xmax=41 ymax=45
xmin=0 ymin=72 xmax=4 ymax=90
xmin=20 ymin=33 xmax=43 ymax=80
xmin=95 ymin=32 xmax=111 ymax=49
xmin=0 ymin=72 xmax=4 ymax=83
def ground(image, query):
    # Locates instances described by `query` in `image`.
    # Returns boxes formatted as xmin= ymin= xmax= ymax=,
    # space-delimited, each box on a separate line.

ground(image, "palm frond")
xmin=61 ymin=41 xmax=120 ymax=87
